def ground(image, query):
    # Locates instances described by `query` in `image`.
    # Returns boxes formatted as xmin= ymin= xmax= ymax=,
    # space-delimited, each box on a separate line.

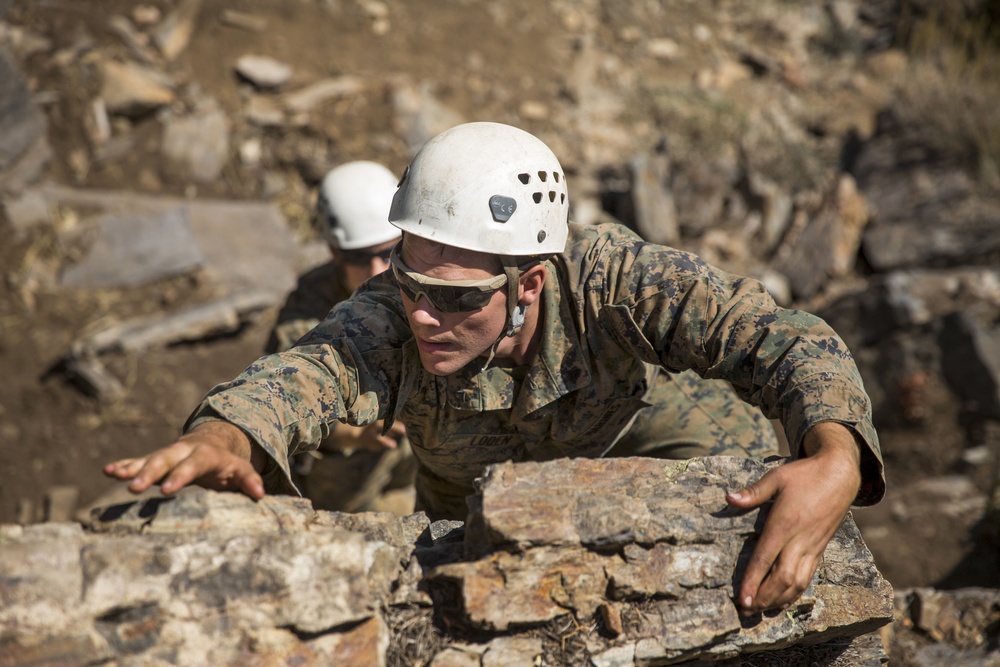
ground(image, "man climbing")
xmin=106 ymin=122 xmax=884 ymax=617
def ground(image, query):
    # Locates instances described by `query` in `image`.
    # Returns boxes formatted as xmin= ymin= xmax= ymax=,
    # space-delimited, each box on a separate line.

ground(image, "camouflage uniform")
xmin=189 ymin=223 xmax=884 ymax=520
xmin=265 ymin=261 xmax=415 ymax=512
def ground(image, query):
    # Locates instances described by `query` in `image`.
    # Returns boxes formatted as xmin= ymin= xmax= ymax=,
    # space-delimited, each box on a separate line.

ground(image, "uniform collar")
xmin=441 ymin=260 xmax=592 ymax=415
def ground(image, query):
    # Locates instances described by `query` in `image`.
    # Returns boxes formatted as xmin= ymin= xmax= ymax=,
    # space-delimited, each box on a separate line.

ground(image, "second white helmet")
xmin=388 ymin=122 xmax=569 ymax=256
xmin=317 ymin=161 xmax=401 ymax=250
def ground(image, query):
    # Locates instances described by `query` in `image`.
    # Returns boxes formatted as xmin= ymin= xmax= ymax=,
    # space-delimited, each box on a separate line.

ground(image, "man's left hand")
xmin=725 ymin=421 xmax=862 ymax=616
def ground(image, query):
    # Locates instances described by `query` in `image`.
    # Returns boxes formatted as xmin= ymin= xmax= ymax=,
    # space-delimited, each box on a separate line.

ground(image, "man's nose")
xmin=409 ymin=297 xmax=442 ymax=326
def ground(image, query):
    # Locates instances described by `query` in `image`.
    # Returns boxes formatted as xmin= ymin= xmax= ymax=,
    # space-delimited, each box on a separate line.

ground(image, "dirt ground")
xmin=0 ymin=0 xmax=579 ymax=518
xmin=1 ymin=0 xmax=997 ymax=597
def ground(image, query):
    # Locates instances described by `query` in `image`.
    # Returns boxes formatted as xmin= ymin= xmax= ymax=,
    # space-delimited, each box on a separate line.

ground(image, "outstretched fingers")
xmin=103 ymin=444 xmax=192 ymax=493
xmin=155 ymin=441 xmax=263 ymax=499
xmin=131 ymin=442 xmax=197 ymax=493
xmin=101 ymin=422 xmax=266 ymax=501
xmin=103 ymin=457 xmax=149 ymax=479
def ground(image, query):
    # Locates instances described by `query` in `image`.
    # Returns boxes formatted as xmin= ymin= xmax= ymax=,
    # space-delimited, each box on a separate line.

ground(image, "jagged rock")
xmin=816 ymin=267 xmax=1000 ymax=361
xmin=481 ymin=636 xmax=544 ymax=666
xmin=99 ymin=60 xmax=175 ymax=117
xmin=245 ymin=93 xmax=286 ymax=126
xmin=281 ymin=76 xmax=365 ymax=114
xmin=775 ymin=174 xmax=870 ymax=299
xmin=435 ymin=457 xmax=892 ymax=663
xmin=66 ymin=290 xmax=277 ymax=358
xmin=430 ymin=646 xmax=485 ymax=667
xmin=746 ymin=170 xmax=794 ymax=253
xmin=0 ymin=488 xmax=400 ymax=665
xmin=0 ymin=458 xmax=892 ymax=666
xmin=150 ymin=0 xmax=202 ymax=61
xmin=629 ymin=150 xmax=679 ymax=246
xmin=86 ymin=485 xmax=318 ymax=535
xmin=62 ymin=355 xmax=126 ymax=403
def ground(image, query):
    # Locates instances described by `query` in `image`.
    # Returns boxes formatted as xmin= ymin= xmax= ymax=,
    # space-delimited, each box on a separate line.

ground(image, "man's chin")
xmin=419 ymin=351 xmax=490 ymax=377
xmin=419 ymin=355 xmax=462 ymax=377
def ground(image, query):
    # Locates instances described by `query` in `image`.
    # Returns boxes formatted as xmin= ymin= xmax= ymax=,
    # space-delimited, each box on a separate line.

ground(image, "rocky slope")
xmin=0 ymin=0 xmax=998 ymax=663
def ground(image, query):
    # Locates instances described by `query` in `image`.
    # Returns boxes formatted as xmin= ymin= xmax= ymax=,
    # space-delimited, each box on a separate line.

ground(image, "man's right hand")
xmin=103 ymin=421 xmax=266 ymax=500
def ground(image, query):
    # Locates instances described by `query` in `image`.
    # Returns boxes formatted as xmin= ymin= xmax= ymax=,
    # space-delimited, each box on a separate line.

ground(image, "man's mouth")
xmin=417 ymin=337 xmax=451 ymax=354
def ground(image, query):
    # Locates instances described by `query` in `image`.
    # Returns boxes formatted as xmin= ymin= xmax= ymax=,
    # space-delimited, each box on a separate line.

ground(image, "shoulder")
xmin=313 ymin=270 xmax=410 ymax=342
xmin=563 ymin=221 xmax=642 ymax=255
xmin=558 ymin=222 xmax=711 ymax=289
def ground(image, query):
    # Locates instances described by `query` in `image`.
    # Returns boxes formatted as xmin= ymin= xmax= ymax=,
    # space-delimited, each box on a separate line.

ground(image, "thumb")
xmin=727 ymin=470 xmax=780 ymax=509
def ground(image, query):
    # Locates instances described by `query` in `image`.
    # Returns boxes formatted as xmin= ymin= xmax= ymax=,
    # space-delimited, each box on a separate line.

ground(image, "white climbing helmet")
xmin=388 ymin=122 xmax=569 ymax=256
xmin=316 ymin=161 xmax=401 ymax=250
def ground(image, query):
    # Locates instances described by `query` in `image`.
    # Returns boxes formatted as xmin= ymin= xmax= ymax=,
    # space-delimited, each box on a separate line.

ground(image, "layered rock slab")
xmin=434 ymin=457 xmax=893 ymax=664
xmin=0 ymin=457 xmax=892 ymax=666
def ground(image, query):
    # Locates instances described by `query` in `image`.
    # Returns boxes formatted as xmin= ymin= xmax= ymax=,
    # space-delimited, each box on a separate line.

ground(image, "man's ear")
xmin=518 ymin=264 xmax=547 ymax=306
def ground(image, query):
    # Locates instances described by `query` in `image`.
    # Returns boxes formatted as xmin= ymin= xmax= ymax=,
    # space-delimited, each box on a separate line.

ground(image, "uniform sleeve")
xmin=597 ymin=238 xmax=885 ymax=505
xmin=185 ymin=277 xmax=410 ymax=495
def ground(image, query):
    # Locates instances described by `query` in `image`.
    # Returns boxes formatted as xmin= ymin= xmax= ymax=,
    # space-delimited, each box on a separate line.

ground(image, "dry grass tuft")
xmin=893 ymin=1 xmax=1000 ymax=190
xmin=385 ymin=604 xmax=446 ymax=667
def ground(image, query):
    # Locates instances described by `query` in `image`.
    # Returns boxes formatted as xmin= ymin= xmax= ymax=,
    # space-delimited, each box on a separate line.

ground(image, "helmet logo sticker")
xmin=489 ymin=195 xmax=517 ymax=222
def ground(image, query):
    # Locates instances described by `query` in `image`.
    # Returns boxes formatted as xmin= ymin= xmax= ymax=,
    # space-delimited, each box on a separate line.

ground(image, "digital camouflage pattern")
xmin=188 ymin=222 xmax=884 ymax=521
xmin=264 ymin=259 xmax=416 ymax=513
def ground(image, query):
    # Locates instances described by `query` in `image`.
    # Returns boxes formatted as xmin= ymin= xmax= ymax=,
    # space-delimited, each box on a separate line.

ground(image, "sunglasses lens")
xmin=394 ymin=270 xmax=497 ymax=312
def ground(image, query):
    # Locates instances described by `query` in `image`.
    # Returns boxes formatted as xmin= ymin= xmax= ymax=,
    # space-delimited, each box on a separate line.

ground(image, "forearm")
xmin=663 ymin=265 xmax=882 ymax=501
xmin=184 ymin=343 xmax=392 ymax=494
xmin=801 ymin=421 xmax=860 ymax=460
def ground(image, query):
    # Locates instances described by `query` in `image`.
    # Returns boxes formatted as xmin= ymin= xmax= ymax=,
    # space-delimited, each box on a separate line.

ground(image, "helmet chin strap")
xmin=480 ymin=255 xmax=525 ymax=372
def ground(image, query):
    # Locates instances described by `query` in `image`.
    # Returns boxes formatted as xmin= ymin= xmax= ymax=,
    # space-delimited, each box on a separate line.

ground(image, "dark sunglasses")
xmin=339 ymin=245 xmax=394 ymax=266
xmin=389 ymin=244 xmax=507 ymax=313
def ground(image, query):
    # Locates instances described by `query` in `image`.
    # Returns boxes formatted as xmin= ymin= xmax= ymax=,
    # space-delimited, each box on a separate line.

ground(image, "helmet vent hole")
xmin=548 ymin=191 xmax=556 ymax=202
xmin=554 ymin=173 xmax=560 ymax=183
xmin=560 ymin=193 xmax=566 ymax=204
xmin=518 ymin=173 xmax=531 ymax=185
xmin=538 ymin=171 xmax=548 ymax=182
xmin=532 ymin=192 xmax=542 ymax=204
